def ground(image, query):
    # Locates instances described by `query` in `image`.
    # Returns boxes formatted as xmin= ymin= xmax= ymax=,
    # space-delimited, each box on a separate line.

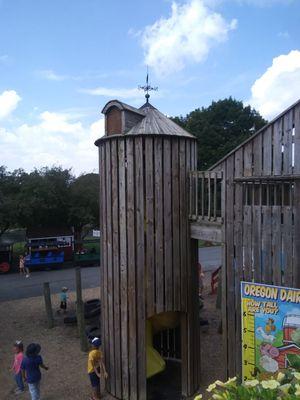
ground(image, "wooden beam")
xmin=190 ymin=222 xmax=223 ymax=243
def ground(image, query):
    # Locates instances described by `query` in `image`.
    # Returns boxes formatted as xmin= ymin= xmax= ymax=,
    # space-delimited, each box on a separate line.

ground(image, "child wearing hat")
xmin=10 ymin=340 xmax=24 ymax=394
xmin=21 ymin=343 xmax=48 ymax=400
xmin=58 ymin=286 xmax=68 ymax=314
xmin=88 ymin=337 xmax=107 ymax=400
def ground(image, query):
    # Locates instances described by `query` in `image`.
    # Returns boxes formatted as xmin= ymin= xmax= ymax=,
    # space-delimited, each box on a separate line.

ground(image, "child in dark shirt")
xmin=21 ymin=343 xmax=48 ymax=400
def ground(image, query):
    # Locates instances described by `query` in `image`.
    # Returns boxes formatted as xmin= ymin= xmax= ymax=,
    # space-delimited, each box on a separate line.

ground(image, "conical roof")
xmin=125 ymin=102 xmax=195 ymax=138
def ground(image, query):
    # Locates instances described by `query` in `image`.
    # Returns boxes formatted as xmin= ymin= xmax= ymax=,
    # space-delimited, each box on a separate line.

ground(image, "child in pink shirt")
xmin=11 ymin=340 xmax=24 ymax=394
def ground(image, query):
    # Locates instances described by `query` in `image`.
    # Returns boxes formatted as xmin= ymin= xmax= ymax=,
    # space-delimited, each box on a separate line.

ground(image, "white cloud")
xmin=0 ymin=111 xmax=105 ymax=175
xmin=79 ymin=86 xmax=141 ymax=99
xmin=36 ymin=69 xmax=67 ymax=81
xmin=140 ymin=0 xmax=237 ymax=76
xmin=277 ymin=31 xmax=290 ymax=39
xmin=0 ymin=90 xmax=21 ymax=120
xmin=248 ymin=50 xmax=300 ymax=119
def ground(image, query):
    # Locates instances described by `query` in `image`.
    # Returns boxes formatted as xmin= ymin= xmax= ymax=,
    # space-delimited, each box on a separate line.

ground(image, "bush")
xmin=194 ymin=372 xmax=300 ymax=399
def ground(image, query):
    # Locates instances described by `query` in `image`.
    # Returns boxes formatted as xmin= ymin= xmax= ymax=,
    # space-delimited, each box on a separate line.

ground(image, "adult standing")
xmin=24 ymin=253 xmax=30 ymax=278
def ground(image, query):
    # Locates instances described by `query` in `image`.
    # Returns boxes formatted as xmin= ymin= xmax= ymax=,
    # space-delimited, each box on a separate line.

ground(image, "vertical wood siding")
xmin=98 ymin=135 xmax=199 ymax=399
xmin=212 ymin=101 xmax=300 ymax=379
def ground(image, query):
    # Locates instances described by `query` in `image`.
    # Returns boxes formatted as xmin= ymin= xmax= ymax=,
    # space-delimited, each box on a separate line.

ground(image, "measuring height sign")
xmin=241 ymin=281 xmax=300 ymax=381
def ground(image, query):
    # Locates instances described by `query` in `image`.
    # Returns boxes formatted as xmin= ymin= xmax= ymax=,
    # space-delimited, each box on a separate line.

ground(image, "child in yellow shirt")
xmin=87 ymin=337 xmax=107 ymax=400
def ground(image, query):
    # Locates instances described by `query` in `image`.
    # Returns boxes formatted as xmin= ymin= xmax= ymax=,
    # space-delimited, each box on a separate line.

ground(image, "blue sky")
xmin=1 ymin=0 xmax=300 ymax=174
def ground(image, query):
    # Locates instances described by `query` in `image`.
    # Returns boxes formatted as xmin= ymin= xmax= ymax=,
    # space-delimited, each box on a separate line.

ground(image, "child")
xmin=21 ymin=343 xmax=48 ymax=400
xmin=59 ymin=286 xmax=68 ymax=314
xmin=87 ymin=337 xmax=107 ymax=400
xmin=11 ymin=340 xmax=24 ymax=394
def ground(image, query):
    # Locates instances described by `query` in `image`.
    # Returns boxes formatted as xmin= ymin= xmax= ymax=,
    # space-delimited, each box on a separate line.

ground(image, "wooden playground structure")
xmin=189 ymin=99 xmax=300 ymax=379
xmin=95 ymin=97 xmax=300 ymax=399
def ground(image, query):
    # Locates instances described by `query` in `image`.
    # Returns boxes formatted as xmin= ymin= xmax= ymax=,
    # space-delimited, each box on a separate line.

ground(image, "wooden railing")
xmin=189 ymin=171 xmax=223 ymax=223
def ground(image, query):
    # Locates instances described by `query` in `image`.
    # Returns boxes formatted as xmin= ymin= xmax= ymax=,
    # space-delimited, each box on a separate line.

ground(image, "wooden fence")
xmin=208 ymin=99 xmax=300 ymax=379
xmin=189 ymin=171 xmax=223 ymax=222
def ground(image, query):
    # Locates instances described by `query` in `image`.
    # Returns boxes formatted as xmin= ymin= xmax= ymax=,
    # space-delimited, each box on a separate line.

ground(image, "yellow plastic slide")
xmin=146 ymin=320 xmax=166 ymax=378
xmin=146 ymin=312 xmax=180 ymax=379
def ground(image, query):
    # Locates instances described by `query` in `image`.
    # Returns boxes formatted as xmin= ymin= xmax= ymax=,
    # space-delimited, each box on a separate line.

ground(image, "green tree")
xmin=17 ymin=167 xmax=74 ymax=229
xmin=0 ymin=166 xmax=24 ymax=238
xmin=173 ymin=97 xmax=267 ymax=170
xmin=68 ymin=173 xmax=99 ymax=240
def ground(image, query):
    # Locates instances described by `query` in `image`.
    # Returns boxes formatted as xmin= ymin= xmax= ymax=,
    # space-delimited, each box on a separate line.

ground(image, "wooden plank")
xmin=190 ymin=222 xmax=222 ymax=243
xmin=263 ymin=126 xmax=272 ymax=175
xmin=252 ymin=206 xmax=262 ymax=282
xmin=294 ymin=104 xmax=300 ymax=174
xmin=220 ymin=162 xmax=227 ymax=380
xmin=261 ymin=207 xmax=272 ymax=284
xmin=191 ymin=142 xmax=200 ymax=392
xmin=193 ymin=240 xmax=201 ymax=392
xmin=186 ymin=238 xmax=200 ymax=395
xmin=243 ymin=205 xmax=252 ymax=282
xmin=293 ymin=181 xmax=300 ymax=287
xmin=164 ymin=138 xmax=173 ymax=310
xmin=126 ymin=137 xmax=137 ymax=400
xmin=118 ymin=139 xmax=129 ymax=399
xmin=271 ymin=206 xmax=282 ymax=286
xmin=101 ymin=144 xmax=110 ymax=393
xmin=234 ymin=148 xmax=243 ymax=377
xmin=225 ymin=156 xmax=235 ymax=377
xmin=243 ymin=142 xmax=253 ymax=177
xmin=208 ymin=174 xmax=211 ymax=219
xmin=186 ymin=140 xmax=193 ymax=394
xmin=111 ymin=140 xmax=121 ymax=398
xmin=172 ymin=139 xmax=181 ymax=311
xmin=181 ymin=313 xmax=189 ymax=396
xmin=154 ymin=138 xmax=164 ymax=314
xmin=213 ymin=172 xmax=217 ymax=220
xmin=99 ymin=145 xmax=106 ymax=385
xmin=179 ymin=140 xmax=187 ymax=311
xmin=273 ymin=118 xmax=283 ymax=176
xmin=105 ymin=140 xmax=115 ymax=394
xmin=195 ymin=172 xmax=199 ymax=219
xmin=201 ymin=172 xmax=204 ymax=219
xmin=283 ymin=109 xmax=293 ymax=175
xmin=234 ymin=175 xmax=300 ymax=182
xmin=294 ymin=105 xmax=300 ymax=287
xmin=135 ymin=137 xmax=146 ymax=399
xmin=282 ymin=206 xmax=293 ymax=287
xmin=253 ymin=134 xmax=262 ymax=176
xmin=145 ymin=138 xmax=155 ymax=317
xmin=189 ymin=171 xmax=193 ymax=218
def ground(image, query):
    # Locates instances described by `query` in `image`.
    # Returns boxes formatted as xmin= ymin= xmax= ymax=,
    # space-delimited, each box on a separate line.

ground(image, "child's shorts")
xmin=60 ymin=301 xmax=67 ymax=310
xmin=89 ymin=372 xmax=100 ymax=388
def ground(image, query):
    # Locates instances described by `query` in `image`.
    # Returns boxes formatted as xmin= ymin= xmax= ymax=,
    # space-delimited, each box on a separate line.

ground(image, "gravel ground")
xmin=0 ymin=274 xmax=223 ymax=400
xmin=0 ymin=288 xmax=101 ymax=400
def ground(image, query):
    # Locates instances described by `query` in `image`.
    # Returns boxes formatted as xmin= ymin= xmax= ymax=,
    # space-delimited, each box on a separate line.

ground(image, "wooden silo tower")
xmin=95 ymin=97 xmax=200 ymax=399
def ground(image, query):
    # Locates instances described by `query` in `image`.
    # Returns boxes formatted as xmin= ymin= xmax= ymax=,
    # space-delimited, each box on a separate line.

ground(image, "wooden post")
xmin=43 ymin=282 xmax=54 ymax=328
xmin=75 ymin=267 xmax=88 ymax=352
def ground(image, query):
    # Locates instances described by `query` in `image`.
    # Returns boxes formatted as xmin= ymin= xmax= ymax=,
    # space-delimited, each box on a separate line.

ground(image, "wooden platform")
xmin=190 ymin=220 xmax=223 ymax=243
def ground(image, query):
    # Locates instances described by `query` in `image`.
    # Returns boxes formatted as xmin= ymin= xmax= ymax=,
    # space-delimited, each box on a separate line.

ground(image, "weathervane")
xmin=138 ymin=67 xmax=158 ymax=103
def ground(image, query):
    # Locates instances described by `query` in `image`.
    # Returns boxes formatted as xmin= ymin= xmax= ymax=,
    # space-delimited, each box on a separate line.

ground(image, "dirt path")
xmin=0 ymin=275 xmax=223 ymax=400
xmin=0 ymin=288 xmax=100 ymax=400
